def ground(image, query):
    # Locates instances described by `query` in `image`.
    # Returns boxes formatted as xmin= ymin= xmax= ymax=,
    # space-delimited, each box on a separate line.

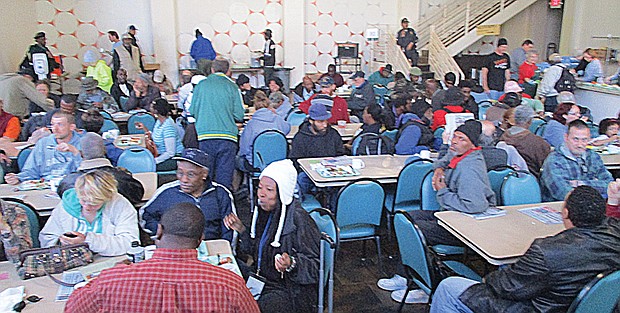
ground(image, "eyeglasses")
xmin=13 ymin=295 xmax=42 ymax=312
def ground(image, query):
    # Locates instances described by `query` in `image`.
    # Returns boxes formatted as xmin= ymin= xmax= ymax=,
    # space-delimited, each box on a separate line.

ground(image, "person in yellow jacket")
xmin=84 ymin=50 xmax=113 ymax=93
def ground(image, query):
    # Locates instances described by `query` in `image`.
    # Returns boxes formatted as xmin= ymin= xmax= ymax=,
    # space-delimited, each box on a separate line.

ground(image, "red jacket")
xmin=299 ymin=93 xmax=350 ymax=125
xmin=431 ymin=105 xmax=470 ymax=131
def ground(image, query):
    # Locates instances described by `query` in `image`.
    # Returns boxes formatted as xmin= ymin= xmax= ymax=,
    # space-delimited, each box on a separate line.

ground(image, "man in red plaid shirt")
xmin=66 ymin=203 xmax=259 ymax=313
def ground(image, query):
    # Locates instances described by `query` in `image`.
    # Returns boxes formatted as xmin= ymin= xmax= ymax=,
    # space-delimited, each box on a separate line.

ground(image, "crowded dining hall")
xmin=1 ymin=0 xmax=619 ymax=312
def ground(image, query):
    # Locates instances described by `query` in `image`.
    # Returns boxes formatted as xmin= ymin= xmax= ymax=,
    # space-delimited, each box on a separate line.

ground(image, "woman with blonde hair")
xmin=39 ymin=170 xmax=139 ymax=256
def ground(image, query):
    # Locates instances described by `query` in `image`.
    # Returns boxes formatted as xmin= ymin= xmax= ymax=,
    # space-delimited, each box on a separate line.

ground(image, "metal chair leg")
xmin=375 ymin=236 xmax=383 ymax=273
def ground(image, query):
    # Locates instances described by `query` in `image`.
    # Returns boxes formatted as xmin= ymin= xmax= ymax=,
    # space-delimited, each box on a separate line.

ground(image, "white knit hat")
xmin=250 ymin=159 xmax=297 ymax=248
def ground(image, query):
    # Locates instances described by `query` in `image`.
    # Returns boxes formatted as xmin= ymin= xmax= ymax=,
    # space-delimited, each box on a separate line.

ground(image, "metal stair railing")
xmin=428 ymin=27 xmax=465 ymax=83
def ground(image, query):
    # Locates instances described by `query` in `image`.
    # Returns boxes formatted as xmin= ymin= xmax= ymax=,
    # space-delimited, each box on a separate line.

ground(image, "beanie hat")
xmin=497 ymin=38 xmax=508 ymax=46
xmin=250 ymin=159 xmax=297 ymax=248
xmin=236 ymin=74 xmax=250 ymax=86
xmin=441 ymin=86 xmax=464 ymax=106
xmin=455 ymin=120 xmax=482 ymax=146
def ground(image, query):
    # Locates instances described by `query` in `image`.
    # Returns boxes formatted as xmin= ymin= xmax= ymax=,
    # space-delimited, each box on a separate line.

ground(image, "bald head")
xmin=157 ymin=202 xmax=205 ymax=249
xmin=480 ymin=120 xmax=496 ymax=137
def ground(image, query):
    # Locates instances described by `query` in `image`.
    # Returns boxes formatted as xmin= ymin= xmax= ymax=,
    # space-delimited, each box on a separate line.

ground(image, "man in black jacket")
xmin=57 ymin=132 xmax=144 ymax=205
xmin=430 ymin=185 xmax=620 ymax=313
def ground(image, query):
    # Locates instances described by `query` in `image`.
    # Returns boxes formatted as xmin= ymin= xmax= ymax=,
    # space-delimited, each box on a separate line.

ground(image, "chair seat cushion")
xmin=444 ymin=260 xmax=482 ymax=281
xmin=340 ymin=224 xmax=376 ymax=239
xmin=432 ymin=245 xmax=465 ymax=256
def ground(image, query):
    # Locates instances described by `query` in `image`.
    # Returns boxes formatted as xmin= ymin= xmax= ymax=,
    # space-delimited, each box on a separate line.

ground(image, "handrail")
xmin=428 ymin=27 xmax=465 ymax=83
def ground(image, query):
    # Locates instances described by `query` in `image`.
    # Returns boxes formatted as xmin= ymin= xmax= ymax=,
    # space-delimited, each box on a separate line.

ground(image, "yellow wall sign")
xmin=476 ymin=25 xmax=501 ymax=36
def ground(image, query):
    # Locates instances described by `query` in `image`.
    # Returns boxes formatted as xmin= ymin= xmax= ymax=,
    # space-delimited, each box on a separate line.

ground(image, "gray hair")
xmin=514 ymin=105 xmax=536 ymax=126
xmin=80 ymin=132 xmax=106 ymax=160
xmin=212 ymin=57 xmax=230 ymax=74
xmin=136 ymin=73 xmax=153 ymax=85
xmin=268 ymin=91 xmax=284 ymax=105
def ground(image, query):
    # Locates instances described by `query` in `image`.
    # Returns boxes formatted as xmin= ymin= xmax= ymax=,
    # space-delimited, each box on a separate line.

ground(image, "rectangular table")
xmin=436 ymin=201 xmax=566 ymax=265
xmin=599 ymin=152 xmax=620 ymax=170
xmin=0 ymin=184 xmax=60 ymax=217
xmin=297 ymin=154 xmax=413 ymax=187
xmin=287 ymin=123 xmax=362 ymax=141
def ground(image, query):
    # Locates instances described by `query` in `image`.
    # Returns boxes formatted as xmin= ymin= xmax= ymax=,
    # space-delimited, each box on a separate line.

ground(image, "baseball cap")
xmin=308 ymin=103 xmax=332 ymax=121
xmin=128 ymin=25 xmax=138 ymax=31
xmin=153 ymin=70 xmax=164 ymax=83
xmin=350 ymin=71 xmax=365 ymax=79
xmin=558 ymin=91 xmax=576 ymax=104
xmin=497 ymin=38 xmax=508 ymax=46
xmin=401 ymin=18 xmax=409 ymax=23
xmin=173 ymin=148 xmax=210 ymax=169
xmin=383 ymin=64 xmax=393 ymax=73
xmin=409 ymin=67 xmax=422 ymax=76
xmin=318 ymin=76 xmax=335 ymax=88
xmin=504 ymin=80 xmax=523 ymax=93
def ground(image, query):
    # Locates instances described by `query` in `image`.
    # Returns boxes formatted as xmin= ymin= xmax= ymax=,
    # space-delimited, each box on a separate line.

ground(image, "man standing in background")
xmin=510 ymin=39 xmax=534 ymax=80
xmin=397 ymin=18 xmax=419 ymax=66
xmin=190 ymin=29 xmax=216 ymax=76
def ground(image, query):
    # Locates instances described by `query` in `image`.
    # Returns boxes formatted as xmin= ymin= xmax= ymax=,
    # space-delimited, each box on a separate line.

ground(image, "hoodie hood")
xmin=61 ymin=188 xmax=104 ymax=233
xmin=400 ymin=112 xmax=422 ymax=125
xmin=251 ymin=108 xmax=280 ymax=123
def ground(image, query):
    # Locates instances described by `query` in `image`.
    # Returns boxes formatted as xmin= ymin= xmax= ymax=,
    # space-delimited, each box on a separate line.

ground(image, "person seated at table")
xmin=501 ymin=80 xmax=545 ymax=117
xmin=266 ymin=77 xmax=292 ymax=108
xmin=431 ymin=185 xmax=620 ymax=313
xmin=224 ymin=159 xmax=320 ymax=313
xmin=39 ymin=170 xmax=139 ymax=256
xmin=499 ymin=105 xmax=550 ymax=177
xmin=141 ymin=148 xmax=236 ymax=241
xmin=292 ymin=75 xmax=318 ymax=102
xmin=66 ymin=202 xmax=259 ymax=313
xmin=0 ymin=99 xmax=20 ymax=142
xmin=589 ymin=118 xmax=619 ymax=146
xmin=236 ymin=74 xmax=257 ymax=107
xmin=541 ymin=120 xmax=613 ymax=202
xmin=5 ymin=112 xmax=82 ymax=185
xmin=125 ymin=73 xmax=161 ymax=111
xmin=543 ymin=93 xmax=581 ymax=148
xmin=21 ymin=95 xmax=80 ymax=143
xmin=110 ymin=68 xmax=133 ymax=106
xmin=344 ymin=103 xmax=386 ymax=152
xmin=604 ymin=66 xmax=620 ymax=85
xmin=368 ymin=64 xmax=395 ymax=87
xmin=29 ymin=80 xmax=60 ymax=115
xmin=457 ymin=80 xmax=479 ymax=119
xmin=298 ymin=76 xmax=350 ymax=125
xmin=606 ymin=179 xmax=620 ymax=218
xmin=578 ymin=48 xmax=604 ymax=83
xmin=318 ymin=64 xmax=345 ymax=88
xmin=347 ymin=71 xmax=375 ymax=120
xmin=383 ymin=96 xmax=410 ymax=131
xmin=76 ymin=77 xmax=119 ymax=113
xmin=0 ymin=199 xmax=32 ymax=265
xmin=290 ymin=103 xmax=345 ymax=201
xmin=394 ymin=112 xmax=433 ymax=155
xmin=237 ymin=91 xmax=290 ymax=174
xmin=57 ymin=132 xmax=144 ymax=204
xmin=270 ymin=91 xmax=293 ymax=121
xmin=152 ymin=70 xmax=175 ymax=95
xmin=138 ymin=98 xmax=184 ymax=171
xmin=431 ymin=86 xmax=471 ymax=131
xmin=83 ymin=50 xmax=113 ymax=93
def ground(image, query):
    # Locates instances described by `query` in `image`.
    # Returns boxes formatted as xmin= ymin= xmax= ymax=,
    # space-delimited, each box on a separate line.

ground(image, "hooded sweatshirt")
xmin=39 ymin=189 xmax=139 ymax=256
xmin=0 ymin=73 xmax=54 ymax=119
xmin=500 ymin=126 xmax=551 ymax=177
xmin=394 ymin=113 xmax=431 ymax=155
xmin=289 ymin=120 xmax=345 ymax=162
xmin=238 ymin=108 xmax=291 ymax=164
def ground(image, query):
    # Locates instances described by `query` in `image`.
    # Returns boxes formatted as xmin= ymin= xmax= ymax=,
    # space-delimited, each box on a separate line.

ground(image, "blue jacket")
xmin=543 ymin=119 xmax=567 ymax=149
xmin=394 ymin=113 xmax=430 ymax=155
xmin=141 ymin=180 xmax=236 ymax=242
xmin=238 ymin=108 xmax=290 ymax=164
xmin=190 ymin=36 xmax=216 ymax=61
xmin=18 ymin=131 xmax=82 ymax=181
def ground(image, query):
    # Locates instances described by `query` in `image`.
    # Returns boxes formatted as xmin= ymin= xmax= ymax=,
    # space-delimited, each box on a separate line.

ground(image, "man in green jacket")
xmin=190 ymin=57 xmax=245 ymax=190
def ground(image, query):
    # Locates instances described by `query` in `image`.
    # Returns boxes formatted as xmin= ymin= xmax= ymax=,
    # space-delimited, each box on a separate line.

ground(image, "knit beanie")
xmin=455 ymin=120 xmax=482 ymax=146
xmin=250 ymin=159 xmax=297 ymax=247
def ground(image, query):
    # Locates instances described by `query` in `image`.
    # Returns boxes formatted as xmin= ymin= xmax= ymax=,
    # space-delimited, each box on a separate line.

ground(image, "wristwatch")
xmin=286 ymin=255 xmax=297 ymax=272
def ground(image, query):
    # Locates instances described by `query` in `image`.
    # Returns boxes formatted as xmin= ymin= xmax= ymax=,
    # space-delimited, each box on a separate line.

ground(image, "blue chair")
xmin=393 ymin=211 xmax=481 ymax=312
xmin=567 ymin=270 xmax=620 ymax=313
xmin=500 ymin=171 xmax=541 ymax=206
xmin=127 ymin=112 xmax=156 ymax=134
xmin=384 ymin=159 xmax=433 ymax=238
xmin=17 ymin=145 xmax=34 ymax=171
xmin=487 ymin=166 xmax=515 ymax=206
xmin=335 ymin=179 xmax=384 ymax=270
xmin=286 ymin=111 xmax=307 ymax=127
xmin=587 ymin=122 xmax=600 ymax=139
xmin=117 ymin=146 xmax=156 ymax=173
xmin=100 ymin=119 xmax=119 ymax=133
xmin=2 ymin=198 xmax=41 ymax=248
xmin=248 ymin=130 xmax=288 ymax=207
xmin=301 ymin=194 xmax=322 ymax=212
xmin=100 ymin=111 xmax=112 ymax=120
xmin=477 ymin=100 xmax=493 ymax=119
xmin=529 ymin=117 xmax=546 ymax=134
xmin=119 ymin=96 xmax=129 ymax=111
xmin=373 ymin=86 xmax=389 ymax=106
xmin=381 ymin=129 xmax=398 ymax=142
xmin=433 ymin=127 xmax=444 ymax=141
xmin=309 ymin=208 xmax=339 ymax=313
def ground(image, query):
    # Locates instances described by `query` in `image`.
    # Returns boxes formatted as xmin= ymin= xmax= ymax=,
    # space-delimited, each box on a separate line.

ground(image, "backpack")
xmin=395 ymin=119 xmax=434 ymax=148
xmin=354 ymin=133 xmax=395 ymax=156
xmin=554 ymin=65 xmax=576 ymax=93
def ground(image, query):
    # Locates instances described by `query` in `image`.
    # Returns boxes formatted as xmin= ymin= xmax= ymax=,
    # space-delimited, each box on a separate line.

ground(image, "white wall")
xmin=560 ymin=0 xmax=620 ymax=55
xmin=0 ymin=0 xmax=37 ymax=74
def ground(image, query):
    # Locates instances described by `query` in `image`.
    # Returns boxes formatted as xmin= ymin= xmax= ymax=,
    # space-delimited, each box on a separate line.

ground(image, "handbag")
xmin=17 ymin=244 xmax=94 ymax=283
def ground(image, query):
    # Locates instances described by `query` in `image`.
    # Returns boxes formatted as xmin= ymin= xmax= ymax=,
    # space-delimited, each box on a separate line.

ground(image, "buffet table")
xmin=575 ymin=82 xmax=620 ymax=123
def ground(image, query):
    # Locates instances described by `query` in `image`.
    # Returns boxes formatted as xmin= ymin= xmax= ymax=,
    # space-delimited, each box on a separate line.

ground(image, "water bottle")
xmin=126 ymin=241 xmax=145 ymax=263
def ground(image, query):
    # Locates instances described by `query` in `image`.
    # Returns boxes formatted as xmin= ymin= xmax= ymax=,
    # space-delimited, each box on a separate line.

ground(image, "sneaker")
xmin=377 ymin=274 xmax=408 ymax=291
xmin=391 ymin=289 xmax=430 ymax=304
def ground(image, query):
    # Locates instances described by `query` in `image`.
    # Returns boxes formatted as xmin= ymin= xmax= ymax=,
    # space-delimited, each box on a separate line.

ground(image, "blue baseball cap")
xmin=173 ymin=148 xmax=210 ymax=168
xmin=308 ymin=103 xmax=332 ymax=121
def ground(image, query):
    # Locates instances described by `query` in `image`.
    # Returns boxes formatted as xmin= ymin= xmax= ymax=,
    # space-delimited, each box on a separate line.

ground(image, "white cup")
xmin=337 ymin=120 xmax=346 ymax=129
xmin=419 ymin=150 xmax=431 ymax=159
xmin=144 ymin=245 xmax=156 ymax=260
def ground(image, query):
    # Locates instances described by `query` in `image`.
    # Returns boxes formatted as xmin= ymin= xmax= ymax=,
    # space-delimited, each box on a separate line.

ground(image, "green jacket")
xmin=190 ymin=73 xmax=245 ymax=142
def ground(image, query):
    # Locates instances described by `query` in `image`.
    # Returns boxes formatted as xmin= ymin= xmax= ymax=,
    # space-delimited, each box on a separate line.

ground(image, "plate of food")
xmin=18 ymin=180 xmax=50 ymax=191
xmin=116 ymin=136 xmax=144 ymax=147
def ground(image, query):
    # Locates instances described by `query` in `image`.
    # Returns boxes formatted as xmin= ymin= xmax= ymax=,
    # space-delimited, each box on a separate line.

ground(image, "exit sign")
xmin=549 ymin=0 xmax=562 ymax=8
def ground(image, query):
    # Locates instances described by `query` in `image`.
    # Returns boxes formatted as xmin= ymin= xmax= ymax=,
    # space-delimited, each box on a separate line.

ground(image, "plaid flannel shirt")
xmin=541 ymin=145 xmax=613 ymax=201
xmin=65 ymin=249 xmax=259 ymax=313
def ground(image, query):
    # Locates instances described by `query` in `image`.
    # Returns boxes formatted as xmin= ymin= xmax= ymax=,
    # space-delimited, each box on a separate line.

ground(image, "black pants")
xmin=405 ymin=49 xmax=419 ymax=66
xmin=408 ymin=210 xmax=463 ymax=247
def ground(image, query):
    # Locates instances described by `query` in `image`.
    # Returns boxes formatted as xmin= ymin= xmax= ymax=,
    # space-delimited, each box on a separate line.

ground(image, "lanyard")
xmin=256 ymin=213 xmax=273 ymax=275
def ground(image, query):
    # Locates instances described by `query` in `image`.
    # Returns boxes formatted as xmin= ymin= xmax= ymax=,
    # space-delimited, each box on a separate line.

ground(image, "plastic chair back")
xmin=393 ymin=211 xmax=433 ymax=295
xmin=568 ymin=270 xmax=620 ymax=313
xmin=117 ymin=146 xmax=156 ymax=173
xmin=487 ymin=166 xmax=515 ymax=205
xmin=477 ymin=100 xmax=493 ymax=119
xmin=373 ymin=86 xmax=389 ymax=106
xmin=420 ymin=171 xmax=440 ymax=211
xmin=17 ymin=146 xmax=34 ymax=171
xmin=336 ymin=179 xmax=384 ymax=229
xmin=287 ymin=111 xmax=307 ymax=127
xmin=381 ymin=129 xmax=398 ymax=142
xmin=433 ymin=127 xmax=444 ymax=141
xmin=535 ymin=123 xmax=547 ymax=137
xmin=127 ymin=113 xmax=156 ymax=134
xmin=100 ymin=111 xmax=112 ymax=120
xmin=391 ymin=159 xmax=433 ymax=213
xmin=529 ymin=118 xmax=546 ymax=134
xmin=2 ymin=198 xmax=40 ymax=248
xmin=310 ymin=208 xmax=339 ymax=313
xmin=119 ymin=96 xmax=129 ymax=111
xmin=500 ymin=171 xmax=541 ymax=205
xmin=252 ymin=130 xmax=288 ymax=171
xmin=100 ymin=119 xmax=119 ymax=133
xmin=481 ymin=146 xmax=508 ymax=171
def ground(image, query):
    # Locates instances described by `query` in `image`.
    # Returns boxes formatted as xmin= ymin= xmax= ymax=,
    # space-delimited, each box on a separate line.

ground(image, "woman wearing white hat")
xmin=225 ymin=159 xmax=320 ymax=313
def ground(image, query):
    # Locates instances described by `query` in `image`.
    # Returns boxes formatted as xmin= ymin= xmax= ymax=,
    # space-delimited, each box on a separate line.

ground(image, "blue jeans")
xmin=430 ymin=277 xmax=478 ymax=313
xmin=199 ymin=139 xmax=237 ymax=190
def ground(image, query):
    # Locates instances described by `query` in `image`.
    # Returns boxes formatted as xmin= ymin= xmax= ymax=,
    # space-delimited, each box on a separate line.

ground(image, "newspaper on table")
xmin=518 ymin=206 xmax=563 ymax=224
xmin=462 ymin=207 xmax=506 ymax=220
xmin=445 ymin=113 xmax=475 ymax=145
xmin=55 ymin=271 xmax=85 ymax=301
